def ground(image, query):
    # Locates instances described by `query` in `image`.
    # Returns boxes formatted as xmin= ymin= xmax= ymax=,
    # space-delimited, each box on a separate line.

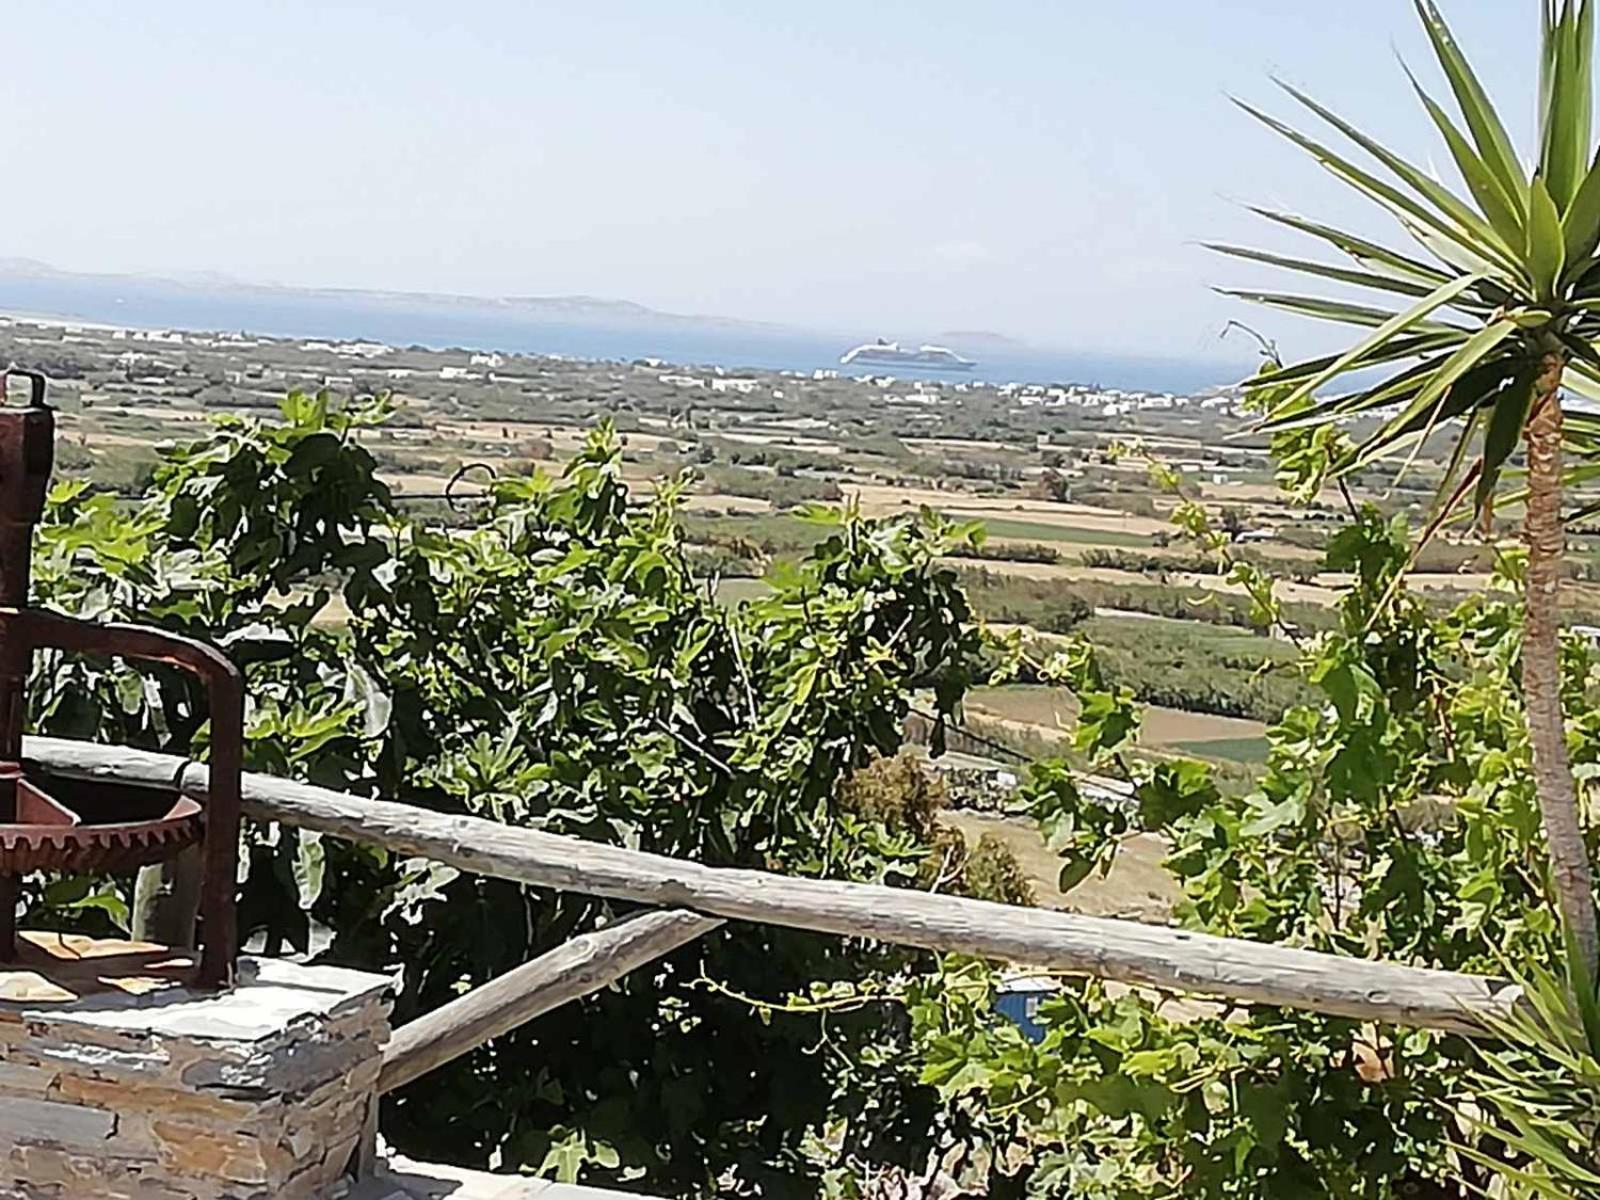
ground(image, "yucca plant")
xmin=1216 ymin=0 xmax=1600 ymax=974
xmin=1455 ymin=935 xmax=1600 ymax=1196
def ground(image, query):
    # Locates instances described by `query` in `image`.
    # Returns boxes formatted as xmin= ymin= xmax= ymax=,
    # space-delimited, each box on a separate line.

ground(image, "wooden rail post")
xmin=380 ymin=908 xmax=721 ymax=1095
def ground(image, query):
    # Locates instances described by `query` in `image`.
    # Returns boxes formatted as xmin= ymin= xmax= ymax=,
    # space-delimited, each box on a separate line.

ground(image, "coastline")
xmin=0 ymin=283 xmax=1248 ymax=394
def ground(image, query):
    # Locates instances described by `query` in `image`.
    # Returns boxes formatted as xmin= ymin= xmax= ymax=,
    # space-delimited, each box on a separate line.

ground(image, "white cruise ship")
xmin=839 ymin=339 xmax=976 ymax=372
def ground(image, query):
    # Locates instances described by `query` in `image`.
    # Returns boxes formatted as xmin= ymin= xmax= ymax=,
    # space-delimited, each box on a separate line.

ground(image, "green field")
xmin=1075 ymin=614 xmax=1311 ymax=725
xmin=714 ymin=577 xmax=772 ymax=606
xmin=1170 ymin=736 xmax=1271 ymax=764
xmin=968 ymin=516 xmax=1153 ymax=547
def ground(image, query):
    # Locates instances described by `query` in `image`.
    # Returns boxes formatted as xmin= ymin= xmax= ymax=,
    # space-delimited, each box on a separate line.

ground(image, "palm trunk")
xmin=1524 ymin=349 xmax=1598 ymax=980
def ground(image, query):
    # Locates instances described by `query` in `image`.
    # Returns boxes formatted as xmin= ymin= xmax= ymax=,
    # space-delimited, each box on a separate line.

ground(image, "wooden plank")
xmin=379 ymin=908 xmax=720 ymax=1095
xmin=132 ymin=845 xmax=203 ymax=949
xmin=24 ymin=735 xmax=1523 ymax=1036
xmin=360 ymin=1154 xmax=661 ymax=1198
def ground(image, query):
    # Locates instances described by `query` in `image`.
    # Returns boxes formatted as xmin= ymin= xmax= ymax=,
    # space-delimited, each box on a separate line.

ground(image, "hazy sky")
xmin=5 ymin=2 xmax=1542 ymax=361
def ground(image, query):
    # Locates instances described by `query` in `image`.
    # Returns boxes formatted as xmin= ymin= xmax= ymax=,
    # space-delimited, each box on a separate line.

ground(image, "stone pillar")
xmin=0 ymin=933 xmax=392 ymax=1200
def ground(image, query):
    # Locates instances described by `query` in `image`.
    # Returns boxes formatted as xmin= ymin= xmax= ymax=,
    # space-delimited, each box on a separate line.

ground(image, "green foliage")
xmin=27 ymin=393 xmax=996 ymax=1194
xmin=945 ymin=539 xmax=1062 ymax=565
xmin=908 ymin=960 xmax=1431 ymax=1198
xmin=902 ymin=504 xmax=1600 ymax=1196
xmin=1029 ymin=758 xmax=1125 ymax=892
xmin=33 ymin=383 xmax=1600 ymax=1197
xmin=1074 ymin=615 xmax=1313 ymax=724
xmin=1239 ymin=360 xmax=1354 ymax=504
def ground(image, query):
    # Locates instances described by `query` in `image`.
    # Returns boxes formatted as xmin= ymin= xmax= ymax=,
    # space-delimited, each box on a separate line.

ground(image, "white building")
xmin=340 ymin=341 xmax=393 ymax=359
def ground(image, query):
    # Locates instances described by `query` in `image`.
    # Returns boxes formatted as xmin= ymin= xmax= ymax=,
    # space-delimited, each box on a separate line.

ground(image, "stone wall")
xmin=930 ymin=762 xmax=1022 ymax=813
xmin=0 ymin=942 xmax=391 ymax=1200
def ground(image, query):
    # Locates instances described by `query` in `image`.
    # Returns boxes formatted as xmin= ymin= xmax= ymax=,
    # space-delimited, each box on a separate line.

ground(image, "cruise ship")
xmin=839 ymin=339 xmax=976 ymax=372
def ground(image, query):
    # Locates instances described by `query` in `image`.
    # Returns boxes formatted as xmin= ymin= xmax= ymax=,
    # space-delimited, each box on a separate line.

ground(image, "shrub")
xmin=1079 ymin=546 xmax=1222 ymax=574
xmin=53 ymin=442 xmax=95 ymax=472
xmin=30 ymin=396 xmax=992 ymax=1193
xmin=961 ymin=834 xmax=1034 ymax=907
xmin=946 ymin=541 xmax=1061 ymax=565
xmin=838 ymin=751 xmax=947 ymax=844
xmin=838 ymin=754 xmax=1035 ymax=905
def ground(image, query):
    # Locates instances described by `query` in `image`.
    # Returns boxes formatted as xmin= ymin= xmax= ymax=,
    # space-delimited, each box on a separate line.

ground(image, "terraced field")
xmin=967 ymin=683 xmax=1272 ymax=766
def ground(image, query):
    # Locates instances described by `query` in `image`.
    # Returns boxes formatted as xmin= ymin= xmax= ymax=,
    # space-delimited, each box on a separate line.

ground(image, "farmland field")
xmin=967 ymin=683 xmax=1272 ymax=764
xmin=959 ymin=517 xmax=1155 ymax=547
xmin=5 ymin=309 xmax=1494 ymax=818
xmin=1169 ymin=735 xmax=1271 ymax=763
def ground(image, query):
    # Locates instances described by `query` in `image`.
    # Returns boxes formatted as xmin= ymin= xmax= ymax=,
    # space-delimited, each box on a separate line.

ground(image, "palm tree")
xmin=1215 ymin=1 xmax=1600 ymax=973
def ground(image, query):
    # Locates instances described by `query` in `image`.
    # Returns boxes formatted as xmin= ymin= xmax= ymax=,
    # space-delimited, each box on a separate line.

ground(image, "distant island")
xmin=0 ymin=257 xmax=781 ymax=333
xmin=932 ymin=330 xmax=1028 ymax=350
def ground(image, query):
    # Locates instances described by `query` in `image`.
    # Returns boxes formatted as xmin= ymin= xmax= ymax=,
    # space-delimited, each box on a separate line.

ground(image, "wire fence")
xmin=905 ymin=705 xmax=1033 ymax=765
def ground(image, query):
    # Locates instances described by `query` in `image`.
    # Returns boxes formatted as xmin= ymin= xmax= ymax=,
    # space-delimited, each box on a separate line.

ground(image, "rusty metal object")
xmin=0 ymin=369 xmax=242 ymax=988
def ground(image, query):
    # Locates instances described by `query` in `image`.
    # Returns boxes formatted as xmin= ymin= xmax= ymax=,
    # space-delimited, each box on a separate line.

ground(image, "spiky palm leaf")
xmin=1455 ymin=938 xmax=1600 ymax=1197
xmin=1219 ymin=0 xmax=1600 ymax=518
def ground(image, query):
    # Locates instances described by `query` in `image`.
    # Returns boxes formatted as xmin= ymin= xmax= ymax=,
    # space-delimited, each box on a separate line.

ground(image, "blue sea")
xmin=0 ymin=274 xmax=1247 ymax=394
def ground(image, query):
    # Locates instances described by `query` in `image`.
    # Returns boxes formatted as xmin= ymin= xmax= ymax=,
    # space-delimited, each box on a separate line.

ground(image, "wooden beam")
xmin=367 ymin=1154 xmax=662 ymax=1198
xmin=379 ymin=908 xmax=720 ymax=1095
xmin=25 ymin=736 xmax=1523 ymax=1036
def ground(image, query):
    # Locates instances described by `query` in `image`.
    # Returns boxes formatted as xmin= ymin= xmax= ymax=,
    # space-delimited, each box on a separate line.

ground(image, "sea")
xmin=0 ymin=274 xmax=1248 ymax=395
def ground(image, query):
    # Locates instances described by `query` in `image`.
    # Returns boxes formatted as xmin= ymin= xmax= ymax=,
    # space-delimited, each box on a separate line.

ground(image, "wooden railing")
xmin=23 ymin=735 xmax=1523 ymax=1092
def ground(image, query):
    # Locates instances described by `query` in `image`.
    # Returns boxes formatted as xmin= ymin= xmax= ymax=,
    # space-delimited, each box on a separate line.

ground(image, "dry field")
xmin=846 ymin=484 xmax=1173 ymax=535
xmin=966 ymin=686 xmax=1269 ymax=760
xmin=941 ymin=809 xmax=1176 ymax=922
xmin=384 ymin=473 xmax=479 ymax=496
xmin=711 ymin=431 xmax=843 ymax=454
xmin=956 ymin=557 xmax=1500 ymax=608
xmin=903 ymin=436 xmax=1018 ymax=453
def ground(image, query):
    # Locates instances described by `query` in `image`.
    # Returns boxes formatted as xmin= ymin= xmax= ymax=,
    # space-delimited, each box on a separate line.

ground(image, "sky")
xmin=2 ymin=2 xmax=1546 ymax=363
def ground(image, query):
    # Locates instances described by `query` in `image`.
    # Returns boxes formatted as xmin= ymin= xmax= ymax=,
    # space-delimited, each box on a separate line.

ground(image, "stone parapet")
xmin=0 ymin=934 xmax=391 ymax=1200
